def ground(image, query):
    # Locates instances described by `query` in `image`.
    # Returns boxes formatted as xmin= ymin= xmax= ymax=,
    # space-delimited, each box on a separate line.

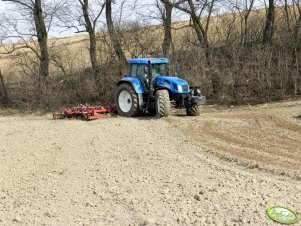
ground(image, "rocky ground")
xmin=0 ymin=100 xmax=300 ymax=225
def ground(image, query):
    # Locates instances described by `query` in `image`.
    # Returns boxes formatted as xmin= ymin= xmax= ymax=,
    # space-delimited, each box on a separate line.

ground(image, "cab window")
xmin=130 ymin=64 xmax=138 ymax=77
xmin=137 ymin=65 xmax=145 ymax=78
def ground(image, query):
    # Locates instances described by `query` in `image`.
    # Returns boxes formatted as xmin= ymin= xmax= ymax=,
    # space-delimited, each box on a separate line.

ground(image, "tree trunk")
xmin=0 ymin=70 xmax=8 ymax=107
xmin=292 ymin=14 xmax=301 ymax=66
xmin=33 ymin=0 xmax=49 ymax=79
xmin=263 ymin=0 xmax=275 ymax=45
xmin=243 ymin=0 xmax=255 ymax=45
xmin=187 ymin=1 xmax=210 ymax=63
xmin=244 ymin=15 xmax=248 ymax=44
xmin=162 ymin=2 xmax=173 ymax=57
xmin=81 ymin=0 xmax=98 ymax=71
xmin=187 ymin=0 xmax=222 ymax=97
xmin=78 ymin=0 xmax=103 ymax=97
xmin=105 ymin=0 xmax=127 ymax=65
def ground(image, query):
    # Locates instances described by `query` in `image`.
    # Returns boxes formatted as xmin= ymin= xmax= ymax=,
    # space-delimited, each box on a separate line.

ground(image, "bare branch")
xmin=2 ymin=0 xmax=33 ymax=9
xmin=93 ymin=2 xmax=106 ymax=30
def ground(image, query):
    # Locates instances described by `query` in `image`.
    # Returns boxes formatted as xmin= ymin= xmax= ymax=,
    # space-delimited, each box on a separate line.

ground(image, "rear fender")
xmin=117 ymin=77 xmax=144 ymax=94
xmin=117 ymin=79 xmax=144 ymax=110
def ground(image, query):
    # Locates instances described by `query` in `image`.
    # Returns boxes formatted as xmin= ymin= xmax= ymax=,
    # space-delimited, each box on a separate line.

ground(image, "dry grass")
xmin=1 ymin=5 xmax=299 ymax=76
xmin=0 ymin=7 xmax=273 ymax=76
xmin=0 ymin=5 xmax=300 ymax=108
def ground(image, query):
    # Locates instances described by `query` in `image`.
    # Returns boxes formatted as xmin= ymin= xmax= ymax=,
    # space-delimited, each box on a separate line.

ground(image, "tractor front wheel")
xmin=156 ymin=89 xmax=171 ymax=117
xmin=115 ymin=83 xmax=140 ymax=117
xmin=186 ymin=104 xmax=200 ymax=116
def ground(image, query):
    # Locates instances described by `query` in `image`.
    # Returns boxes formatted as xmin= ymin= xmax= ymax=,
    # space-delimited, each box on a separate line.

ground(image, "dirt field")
xmin=0 ymin=100 xmax=300 ymax=225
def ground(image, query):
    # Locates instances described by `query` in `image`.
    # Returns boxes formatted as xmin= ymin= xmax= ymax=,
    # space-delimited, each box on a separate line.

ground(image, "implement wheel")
xmin=115 ymin=83 xmax=140 ymax=117
xmin=156 ymin=89 xmax=171 ymax=118
xmin=186 ymin=104 xmax=200 ymax=116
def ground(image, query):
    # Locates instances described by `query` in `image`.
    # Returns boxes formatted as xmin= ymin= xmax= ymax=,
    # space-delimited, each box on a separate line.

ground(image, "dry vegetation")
xmin=0 ymin=1 xmax=301 ymax=109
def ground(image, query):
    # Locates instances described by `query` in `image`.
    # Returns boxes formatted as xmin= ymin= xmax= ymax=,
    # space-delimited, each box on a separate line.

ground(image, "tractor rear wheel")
xmin=186 ymin=104 xmax=200 ymax=116
xmin=156 ymin=89 xmax=171 ymax=117
xmin=115 ymin=83 xmax=140 ymax=117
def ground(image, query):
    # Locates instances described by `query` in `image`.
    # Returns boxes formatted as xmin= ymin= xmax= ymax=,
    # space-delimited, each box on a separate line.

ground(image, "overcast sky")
xmin=0 ymin=0 xmax=268 ymax=41
xmin=0 ymin=1 xmax=5 ymax=10
xmin=0 ymin=0 xmax=176 ymax=39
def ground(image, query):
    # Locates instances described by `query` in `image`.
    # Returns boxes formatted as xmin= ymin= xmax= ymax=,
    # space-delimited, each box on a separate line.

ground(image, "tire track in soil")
xmin=165 ymin=102 xmax=301 ymax=174
xmin=0 ymin=103 xmax=301 ymax=225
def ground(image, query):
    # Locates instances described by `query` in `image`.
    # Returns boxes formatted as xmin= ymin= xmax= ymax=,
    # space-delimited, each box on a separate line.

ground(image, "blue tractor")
xmin=115 ymin=58 xmax=206 ymax=117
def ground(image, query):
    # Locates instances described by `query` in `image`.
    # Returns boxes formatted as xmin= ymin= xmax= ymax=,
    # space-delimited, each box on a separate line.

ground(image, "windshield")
xmin=151 ymin=63 xmax=169 ymax=77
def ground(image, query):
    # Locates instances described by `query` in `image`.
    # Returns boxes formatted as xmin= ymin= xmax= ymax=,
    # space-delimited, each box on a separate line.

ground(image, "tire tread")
xmin=156 ymin=90 xmax=171 ymax=117
xmin=186 ymin=105 xmax=200 ymax=116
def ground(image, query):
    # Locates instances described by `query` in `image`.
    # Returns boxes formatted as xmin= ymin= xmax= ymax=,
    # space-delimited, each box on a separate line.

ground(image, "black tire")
xmin=186 ymin=104 xmax=200 ymax=116
xmin=156 ymin=89 xmax=171 ymax=117
xmin=115 ymin=83 xmax=140 ymax=117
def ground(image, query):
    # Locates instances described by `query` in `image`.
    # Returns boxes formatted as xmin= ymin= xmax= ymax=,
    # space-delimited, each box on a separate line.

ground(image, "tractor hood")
xmin=156 ymin=76 xmax=190 ymax=94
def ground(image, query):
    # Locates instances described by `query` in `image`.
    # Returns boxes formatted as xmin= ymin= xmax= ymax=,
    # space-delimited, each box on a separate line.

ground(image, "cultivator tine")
xmin=53 ymin=103 xmax=117 ymax=120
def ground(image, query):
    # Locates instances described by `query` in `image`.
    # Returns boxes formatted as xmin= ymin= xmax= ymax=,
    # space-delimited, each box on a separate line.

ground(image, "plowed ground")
xmin=0 ymin=100 xmax=300 ymax=225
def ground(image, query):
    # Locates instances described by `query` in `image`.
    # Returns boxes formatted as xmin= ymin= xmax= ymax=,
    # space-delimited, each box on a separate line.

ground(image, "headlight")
xmin=193 ymin=88 xmax=202 ymax=96
xmin=178 ymin=85 xmax=183 ymax=92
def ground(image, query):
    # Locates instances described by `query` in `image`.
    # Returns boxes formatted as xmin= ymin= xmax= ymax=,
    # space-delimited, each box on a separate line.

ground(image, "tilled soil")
xmin=0 ymin=100 xmax=300 ymax=226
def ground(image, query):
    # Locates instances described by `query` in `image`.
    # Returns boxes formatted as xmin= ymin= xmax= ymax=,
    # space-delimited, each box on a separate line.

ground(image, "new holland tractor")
xmin=115 ymin=58 xmax=206 ymax=117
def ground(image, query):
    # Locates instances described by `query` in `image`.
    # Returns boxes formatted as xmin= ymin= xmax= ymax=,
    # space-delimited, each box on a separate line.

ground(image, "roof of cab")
xmin=128 ymin=58 xmax=169 ymax=64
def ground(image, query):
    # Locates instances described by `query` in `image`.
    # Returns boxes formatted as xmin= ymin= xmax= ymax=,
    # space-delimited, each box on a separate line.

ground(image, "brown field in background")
xmin=0 ymin=5 xmax=300 ymax=108
xmin=0 ymin=7 xmax=271 ymax=76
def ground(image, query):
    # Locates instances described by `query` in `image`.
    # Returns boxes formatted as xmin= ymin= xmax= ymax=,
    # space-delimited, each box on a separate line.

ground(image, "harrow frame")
xmin=53 ymin=103 xmax=116 ymax=120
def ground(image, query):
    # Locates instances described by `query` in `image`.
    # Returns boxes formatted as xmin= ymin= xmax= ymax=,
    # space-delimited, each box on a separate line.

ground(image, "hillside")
xmin=0 ymin=5 xmax=300 ymax=107
xmin=0 ymin=6 xmax=275 ymax=76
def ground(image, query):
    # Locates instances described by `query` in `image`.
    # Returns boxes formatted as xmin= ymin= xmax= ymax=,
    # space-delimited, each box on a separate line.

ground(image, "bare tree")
xmin=55 ymin=0 xmax=109 ymax=97
xmin=79 ymin=0 xmax=105 ymax=71
xmin=0 ymin=0 xmax=65 ymax=81
xmin=0 ymin=70 xmax=8 ymax=106
xmin=263 ymin=0 xmax=275 ymax=45
xmin=282 ymin=0 xmax=301 ymax=95
xmin=283 ymin=0 xmax=301 ymax=63
xmin=161 ymin=0 xmax=223 ymax=97
xmin=59 ymin=0 xmax=106 ymax=72
xmin=161 ymin=0 xmax=216 ymax=64
xmin=121 ymin=21 xmax=161 ymax=58
xmin=232 ymin=0 xmax=255 ymax=45
xmin=133 ymin=0 xmax=174 ymax=57
xmin=158 ymin=0 xmax=173 ymax=57
xmin=2 ymin=0 xmax=49 ymax=79
xmin=105 ymin=0 xmax=127 ymax=65
xmin=243 ymin=0 xmax=255 ymax=44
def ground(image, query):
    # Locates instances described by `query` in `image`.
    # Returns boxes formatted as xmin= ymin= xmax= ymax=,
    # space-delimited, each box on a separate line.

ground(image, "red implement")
xmin=53 ymin=103 xmax=116 ymax=120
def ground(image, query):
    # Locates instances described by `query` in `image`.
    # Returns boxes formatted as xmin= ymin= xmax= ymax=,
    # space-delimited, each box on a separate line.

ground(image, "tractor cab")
xmin=115 ymin=58 xmax=206 ymax=118
xmin=128 ymin=58 xmax=169 ymax=91
xmin=127 ymin=58 xmax=190 ymax=95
